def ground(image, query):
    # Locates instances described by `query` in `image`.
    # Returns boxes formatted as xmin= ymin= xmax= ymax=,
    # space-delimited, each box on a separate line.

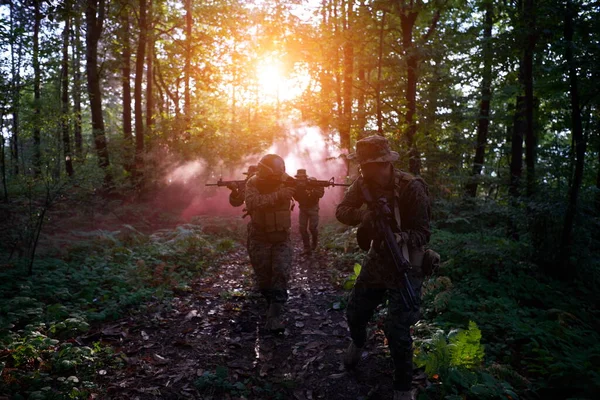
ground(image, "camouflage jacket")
xmin=294 ymin=186 xmax=325 ymax=209
xmin=335 ymin=169 xmax=431 ymax=249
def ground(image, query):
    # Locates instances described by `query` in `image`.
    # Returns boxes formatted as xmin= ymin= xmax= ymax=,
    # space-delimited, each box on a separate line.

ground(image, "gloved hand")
xmin=394 ymin=232 xmax=409 ymax=245
xmin=277 ymin=186 xmax=295 ymax=201
xmin=360 ymin=210 xmax=374 ymax=228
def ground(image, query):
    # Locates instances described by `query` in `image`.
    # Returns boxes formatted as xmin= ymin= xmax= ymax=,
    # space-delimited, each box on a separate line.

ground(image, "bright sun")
xmin=255 ymin=57 xmax=310 ymax=104
xmin=256 ymin=62 xmax=284 ymax=99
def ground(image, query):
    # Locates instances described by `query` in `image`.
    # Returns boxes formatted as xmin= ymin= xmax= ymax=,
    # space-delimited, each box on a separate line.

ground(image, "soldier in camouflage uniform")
xmin=336 ymin=135 xmax=431 ymax=400
xmin=245 ymin=154 xmax=295 ymax=333
xmin=228 ymin=165 xmax=258 ymax=207
xmin=294 ymin=169 xmax=325 ymax=255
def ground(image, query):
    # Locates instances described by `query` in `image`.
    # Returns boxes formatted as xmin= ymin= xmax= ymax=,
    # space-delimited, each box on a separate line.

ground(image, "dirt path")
xmin=90 ymin=238 xmax=421 ymax=399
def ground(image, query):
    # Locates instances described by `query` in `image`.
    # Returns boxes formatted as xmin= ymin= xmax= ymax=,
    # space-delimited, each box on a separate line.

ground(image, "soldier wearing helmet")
xmin=294 ymin=169 xmax=325 ymax=255
xmin=244 ymin=154 xmax=295 ymax=333
xmin=335 ymin=135 xmax=432 ymax=400
xmin=228 ymin=165 xmax=258 ymax=207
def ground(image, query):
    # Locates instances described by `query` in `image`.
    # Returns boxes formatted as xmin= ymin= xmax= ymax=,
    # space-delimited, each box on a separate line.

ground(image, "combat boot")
xmin=264 ymin=302 xmax=285 ymax=333
xmin=393 ymin=390 xmax=416 ymax=400
xmin=343 ymin=341 xmax=363 ymax=369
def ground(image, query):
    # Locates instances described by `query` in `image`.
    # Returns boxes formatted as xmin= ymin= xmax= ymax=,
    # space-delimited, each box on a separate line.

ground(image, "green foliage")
xmin=414 ymin=321 xmax=518 ymax=400
xmin=0 ymin=219 xmax=240 ymax=398
xmin=415 ymin=321 xmax=485 ymax=376
xmin=342 ymin=263 xmax=362 ymax=290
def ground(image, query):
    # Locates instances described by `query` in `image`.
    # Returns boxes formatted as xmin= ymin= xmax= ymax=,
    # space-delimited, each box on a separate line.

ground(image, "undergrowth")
xmin=0 ymin=217 xmax=242 ymax=399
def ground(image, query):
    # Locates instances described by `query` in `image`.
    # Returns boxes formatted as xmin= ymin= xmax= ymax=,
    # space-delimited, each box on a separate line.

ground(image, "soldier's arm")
xmin=335 ymin=181 xmax=366 ymax=226
xmin=245 ymin=178 xmax=281 ymax=211
xmin=403 ymin=179 xmax=431 ymax=247
xmin=229 ymin=187 xmax=245 ymax=207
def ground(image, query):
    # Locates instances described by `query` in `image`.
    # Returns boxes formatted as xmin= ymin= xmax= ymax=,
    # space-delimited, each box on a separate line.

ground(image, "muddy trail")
xmin=88 ymin=237 xmax=426 ymax=400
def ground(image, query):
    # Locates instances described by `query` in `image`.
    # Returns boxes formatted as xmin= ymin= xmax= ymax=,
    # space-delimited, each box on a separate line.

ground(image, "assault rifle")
xmin=359 ymin=180 xmax=418 ymax=311
xmin=205 ymin=178 xmax=246 ymax=188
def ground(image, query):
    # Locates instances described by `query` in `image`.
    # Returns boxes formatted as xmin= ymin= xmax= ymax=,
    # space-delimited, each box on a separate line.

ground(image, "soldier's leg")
xmin=298 ymin=209 xmax=310 ymax=250
xmin=264 ymin=237 xmax=292 ymax=333
xmin=384 ymin=275 xmax=423 ymax=391
xmin=346 ymin=253 xmax=387 ymax=345
xmin=269 ymin=237 xmax=293 ymax=304
xmin=308 ymin=209 xmax=319 ymax=250
xmin=346 ymin=282 xmax=385 ymax=347
xmin=247 ymin=235 xmax=274 ymax=303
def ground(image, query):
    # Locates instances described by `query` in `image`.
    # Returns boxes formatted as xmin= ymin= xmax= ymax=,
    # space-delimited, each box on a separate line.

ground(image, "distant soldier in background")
xmin=228 ymin=165 xmax=258 ymax=207
xmin=294 ymin=169 xmax=325 ymax=255
xmin=245 ymin=155 xmax=295 ymax=333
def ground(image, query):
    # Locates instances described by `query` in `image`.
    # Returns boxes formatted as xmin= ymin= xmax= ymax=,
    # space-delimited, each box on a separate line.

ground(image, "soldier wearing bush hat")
xmin=336 ymin=135 xmax=433 ymax=400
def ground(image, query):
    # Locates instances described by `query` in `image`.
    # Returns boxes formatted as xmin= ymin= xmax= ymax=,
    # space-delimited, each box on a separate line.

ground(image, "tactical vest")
xmin=250 ymin=179 xmax=292 ymax=233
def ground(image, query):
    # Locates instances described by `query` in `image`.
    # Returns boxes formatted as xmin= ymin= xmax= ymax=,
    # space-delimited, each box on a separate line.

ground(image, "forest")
xmin=0 ymin=0 xmax=599 ymax=399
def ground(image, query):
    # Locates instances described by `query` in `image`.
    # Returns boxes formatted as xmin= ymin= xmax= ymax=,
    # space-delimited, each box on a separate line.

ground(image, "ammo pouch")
xmin=252 ymin=209 xmax=291 ymax=232
xmin=421 ymin=249 xmax=441 ymax=276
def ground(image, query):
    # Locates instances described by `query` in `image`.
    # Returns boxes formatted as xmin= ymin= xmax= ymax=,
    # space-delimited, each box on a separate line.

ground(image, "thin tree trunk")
xmin=340 ymin=0 xmax=354 ymax=152
xmin=524 ymin=0 xmax=536 ymax=196
xmin=184 ymin=0 xmax=192 ymax=126
xmin=61 ymin=8 xmax=74 ymax=176
xmin=400 ymin=9 xmax=420 ymax=175
xmin=85 ymin=0 xmax=112 ymax=185
xmin=376 ymin=11 xmax=385 ymax=135
xmin=73 ymin=11 xmax=83 ymax=159
xmin=466 ymin=0 xmax=493 ymax=197
xmin=146 ymin=0 xmax=154 ymax=133
xmin=134 ymin=0 xmax=147 ymax=180
xmin=509 ymin=96 xmax=525 ymax=197
xmin=121 ymin=4 xmax=133 ymax=150
xmin=33 ymin=0 xmax=42 ymax=176
xmin=559 ymin=0 xmax=586 ymax=272
xmin=1 ymin=113 xmax=7 ymax=202
xmin=9 ymin=1 xmax=20 ymax=175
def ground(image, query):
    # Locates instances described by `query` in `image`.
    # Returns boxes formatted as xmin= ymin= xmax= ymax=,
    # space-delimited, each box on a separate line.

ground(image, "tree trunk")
xmin=73 ymin=11 xmax=83 ymax=159
xmin=466 ymin=0 xmax=493 ymax=197
xmin=400 ymin=8 xmax=420 ymax=175
xmin=33 ymin=0 xmax=42 ymax=176
xmin=509 ymin=96 xmax=525 ymax=197
xmin=61 ymin=7 xmax=74 ymax=177
xmin=184 ymin=0 xmax=192 ymax=126
xmin=146 ymin=0 xmax=154 ymax=133
xmin=558 ymin=0 xmax=586 ymax=272
xmin=340 ymin=0 xmax=354 ymax=152
xmin=134 ymin=0 xmax=147 ymax=181
xmin=85 ymin=0 xmax=112 ymax=184
xmin=376 ymin=11 xmax=385 ymax=135
xmin=121 ymin=3 xmax=133 ymax=164
xmin=1 ymin=114 xmax=7 ymax=202
xmin=9 ymin=1 xmax=21 ymax=175
xmin=523 ymin=0 xmax=536 ymax=196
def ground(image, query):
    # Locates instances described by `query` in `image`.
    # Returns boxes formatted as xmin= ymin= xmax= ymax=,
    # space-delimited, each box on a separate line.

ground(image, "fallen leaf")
xmin=295 ymin=321 xmax=305 ymax=328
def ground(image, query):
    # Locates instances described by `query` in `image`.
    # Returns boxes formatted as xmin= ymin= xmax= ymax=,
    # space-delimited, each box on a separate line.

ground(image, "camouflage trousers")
xmin=299 ymin=206 xmax=320 ymax=249
xmin=247 ymin=225 xmax=292 ymax=304
xmin=346 ymin=249 xmax=423 ymax=391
